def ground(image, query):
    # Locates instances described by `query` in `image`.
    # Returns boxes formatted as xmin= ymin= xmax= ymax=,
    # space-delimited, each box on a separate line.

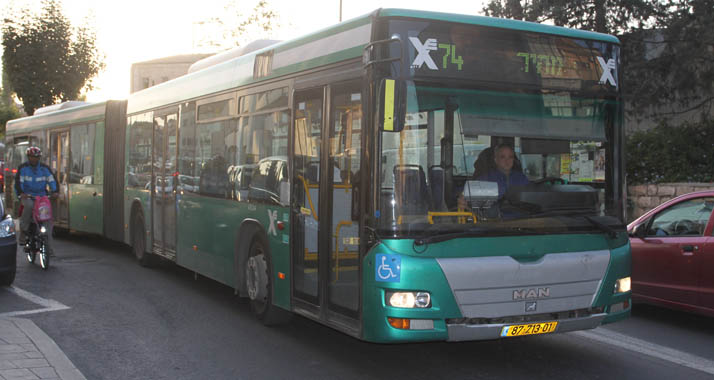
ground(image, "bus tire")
xmin=245 ymin=235 xmax=291 ymax=325
xmin=131 ymin=213 xmax=153 ymax=267
xmin=0 ymin=268 xmax=15 ymax=286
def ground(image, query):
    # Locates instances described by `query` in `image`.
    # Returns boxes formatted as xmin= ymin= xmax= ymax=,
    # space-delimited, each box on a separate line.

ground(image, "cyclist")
xmin=15 ymin=147 xmax=59 ymax=253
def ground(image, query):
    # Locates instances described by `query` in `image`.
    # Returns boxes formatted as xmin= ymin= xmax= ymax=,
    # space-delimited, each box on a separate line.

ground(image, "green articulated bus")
xmin=5 ymin=8 xmax=631 ymax=343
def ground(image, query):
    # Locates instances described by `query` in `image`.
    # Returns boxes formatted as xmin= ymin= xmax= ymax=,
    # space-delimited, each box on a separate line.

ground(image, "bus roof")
xmin=378 ymin=9 xmax=620 ymax=44
xmin=127 ymin=8 xmax=620 ymax=114
xmin=6 ymin=101 xmax=108 ymax=136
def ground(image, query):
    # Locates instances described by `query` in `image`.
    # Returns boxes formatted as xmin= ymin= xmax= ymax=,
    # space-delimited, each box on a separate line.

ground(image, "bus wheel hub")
xmin=246 ymin=255 xmax=268 ymax=301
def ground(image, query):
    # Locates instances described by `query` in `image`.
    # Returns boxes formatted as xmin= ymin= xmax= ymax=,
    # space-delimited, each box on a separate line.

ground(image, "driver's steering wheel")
xmin=533 ymin=177 xmax=567 ymax=185
xmin=672 ymin=219 xmax=697 ymax=235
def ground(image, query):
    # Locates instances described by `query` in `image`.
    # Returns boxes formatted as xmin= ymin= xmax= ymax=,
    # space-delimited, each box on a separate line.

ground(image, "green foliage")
xmin=0 ymin=95 xmax=21 ymax=137
xmin=482 ymin=0 xmax=659 ymax=34
xmin=1 ymin=0 xmax=104 ymax=115
xmin=622 ymin=0 xmax=714 ymax=121
xmin=626 ymin=119 xmax=714 ymax=184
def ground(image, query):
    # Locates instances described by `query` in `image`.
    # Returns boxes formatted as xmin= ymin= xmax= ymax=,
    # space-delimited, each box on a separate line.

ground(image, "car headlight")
xmin=0 ymin=217 xmax=16 ymax=238
xmin=614 ymin=277 xmax=631 ymax=293
xmin=386 ymin=291 xmax=431 ymax=308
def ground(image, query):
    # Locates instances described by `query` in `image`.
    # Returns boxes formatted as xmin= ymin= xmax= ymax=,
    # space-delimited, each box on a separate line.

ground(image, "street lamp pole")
xmin=339 ymin=0 xmax=343 ymax=22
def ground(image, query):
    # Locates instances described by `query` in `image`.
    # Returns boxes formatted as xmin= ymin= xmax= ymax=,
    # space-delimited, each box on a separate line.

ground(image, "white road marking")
xmin=574 ymin=328 xmax=714 ymax=375
xmin=0 ymin=286 xmax=70 ymax=317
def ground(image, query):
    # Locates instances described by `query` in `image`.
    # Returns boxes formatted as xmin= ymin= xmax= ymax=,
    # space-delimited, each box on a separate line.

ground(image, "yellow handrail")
xmin=427 ymin=211 xmax=477 ymax=224
xmin=333 ymin=220 xmax=353 ymax=281
xmin=296 ymin=175 xmax=318 ymax=221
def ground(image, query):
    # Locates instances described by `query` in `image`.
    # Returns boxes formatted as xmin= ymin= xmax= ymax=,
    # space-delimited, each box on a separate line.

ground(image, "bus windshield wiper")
xmin=526 ymin=210 xmax=621 ymax=238
xmin=414 ymin=225 xmax=537 ymax=246
xmin=583 ymin=215 xmax=619 ymax=238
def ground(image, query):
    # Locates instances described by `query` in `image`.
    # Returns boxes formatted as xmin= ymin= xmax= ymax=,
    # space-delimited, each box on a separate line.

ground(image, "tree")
xmin=623 ymin=0 xmax=714 ymax=121
xmin=0 ymin=87 xmax=21 ymax=138
xmin=482 ymin=0 xmax=659 ymax=34
xmin=193 ymin=0 xmax=281 ymax=51
xmin=2 ymin=0 xmax=104 ymax=115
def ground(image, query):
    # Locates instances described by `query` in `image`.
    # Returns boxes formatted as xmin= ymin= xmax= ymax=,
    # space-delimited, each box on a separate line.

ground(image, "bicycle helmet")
xmin=26 ymin=146 xmax=42 ymax=157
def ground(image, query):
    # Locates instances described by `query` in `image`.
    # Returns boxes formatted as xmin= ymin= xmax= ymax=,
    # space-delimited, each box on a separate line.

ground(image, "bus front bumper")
xmin=446 ymin=312 xmax=607 ymax=341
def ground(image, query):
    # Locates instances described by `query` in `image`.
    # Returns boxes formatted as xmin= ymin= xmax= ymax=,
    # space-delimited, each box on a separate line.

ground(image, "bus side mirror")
xmin=378 ymin=78 xmax=404 ymax=132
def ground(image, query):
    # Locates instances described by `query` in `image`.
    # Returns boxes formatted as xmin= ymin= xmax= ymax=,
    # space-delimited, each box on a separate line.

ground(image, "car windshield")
xmin=377 ymin=84 xmax=622 ymax=237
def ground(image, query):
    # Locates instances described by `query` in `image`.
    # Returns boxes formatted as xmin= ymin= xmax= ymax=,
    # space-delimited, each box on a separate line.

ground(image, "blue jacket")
xmin=476 ymin=169 xmax=529 ymax=197
xmin=15 ymin=162 xmax=59 ymax=197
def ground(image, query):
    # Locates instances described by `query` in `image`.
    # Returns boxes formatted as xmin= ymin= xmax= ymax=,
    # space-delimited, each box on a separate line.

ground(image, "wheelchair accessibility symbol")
xmin=375 ymin=254 xmax=401 ymax=282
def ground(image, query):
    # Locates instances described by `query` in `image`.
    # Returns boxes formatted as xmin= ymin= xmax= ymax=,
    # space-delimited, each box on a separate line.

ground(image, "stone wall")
xmin=627 ymin=182 xmax=714 ymax=222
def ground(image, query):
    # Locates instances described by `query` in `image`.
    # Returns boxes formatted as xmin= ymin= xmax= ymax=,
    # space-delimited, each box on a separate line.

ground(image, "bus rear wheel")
xmin=245 ymin=237 xmax=290 ymax=325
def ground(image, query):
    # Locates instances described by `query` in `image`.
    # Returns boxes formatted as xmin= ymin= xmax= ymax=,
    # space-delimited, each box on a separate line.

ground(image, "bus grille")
xmin=436 ymin=250 xmax=610 ymax=319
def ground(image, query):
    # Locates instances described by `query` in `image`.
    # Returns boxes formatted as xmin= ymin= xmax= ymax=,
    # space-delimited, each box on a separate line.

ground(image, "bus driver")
xmin=458 ymin=143 xmax=529 ymax=210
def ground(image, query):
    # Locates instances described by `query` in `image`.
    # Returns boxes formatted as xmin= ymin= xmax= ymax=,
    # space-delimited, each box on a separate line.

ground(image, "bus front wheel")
xmin=245 ymin=236 xmax=290 ymax=325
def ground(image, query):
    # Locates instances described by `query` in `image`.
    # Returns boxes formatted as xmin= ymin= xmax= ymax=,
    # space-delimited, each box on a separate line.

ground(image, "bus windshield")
xmin=378 ymin=84 xmax=621 ymax=237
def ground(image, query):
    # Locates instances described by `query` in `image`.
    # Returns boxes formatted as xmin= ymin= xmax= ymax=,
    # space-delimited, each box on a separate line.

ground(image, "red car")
xmin=628 ymin=190 xmax=714 ymax=317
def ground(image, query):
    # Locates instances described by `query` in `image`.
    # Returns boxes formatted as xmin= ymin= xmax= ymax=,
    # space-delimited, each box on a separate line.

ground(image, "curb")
xmin=8 ymin=317 xmax=87 ymax=380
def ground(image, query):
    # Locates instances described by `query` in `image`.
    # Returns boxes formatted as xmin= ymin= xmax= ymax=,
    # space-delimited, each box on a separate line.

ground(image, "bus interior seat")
xmin=428 ymin=165 xmax=447 ymax=210
xmin=393 ymin=164 xmax=429 ymax=216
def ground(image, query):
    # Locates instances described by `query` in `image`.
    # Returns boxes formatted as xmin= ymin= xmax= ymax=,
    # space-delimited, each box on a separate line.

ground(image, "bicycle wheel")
xmin=39 ymin=241 xmax=49 ymax=270
xmin=26 ymin=240 xmax=36 ymax=263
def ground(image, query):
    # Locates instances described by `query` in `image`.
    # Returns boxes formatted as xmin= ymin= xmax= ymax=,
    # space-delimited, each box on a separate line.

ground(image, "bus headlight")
xmin=614 ymin=277 xmax=631 ymax=293
xmin=0 ymin=217 xmax=15 ymax=238
xmin=386 ymin=291 xmax=431 ymax=308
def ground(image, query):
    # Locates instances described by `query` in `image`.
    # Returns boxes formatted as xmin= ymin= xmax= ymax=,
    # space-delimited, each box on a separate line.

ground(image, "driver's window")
xmin=646 ymin=197 xmax=714 ymax=237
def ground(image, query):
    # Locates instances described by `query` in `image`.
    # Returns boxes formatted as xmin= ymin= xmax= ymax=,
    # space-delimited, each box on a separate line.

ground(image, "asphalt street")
xmin=2 ymin=233 xmax=714 ymax=380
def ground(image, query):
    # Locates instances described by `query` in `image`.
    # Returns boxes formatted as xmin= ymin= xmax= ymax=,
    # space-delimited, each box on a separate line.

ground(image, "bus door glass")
xmin=165 ymin=114 xmax=178 ymax=254
xmin=292 ymin=88 xmax=323 ymax=305
xmin=152 ymin=113 xmax=178 ymax=258
xmin=327 ymin=84 xmax=361 ymax=318
xmin=50 ymin=130 xmax=70 ymax=227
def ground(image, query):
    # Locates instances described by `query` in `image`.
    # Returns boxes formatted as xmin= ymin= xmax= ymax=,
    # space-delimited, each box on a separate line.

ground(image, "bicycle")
xmin=22 ymin=195 xmax=52 ymax=270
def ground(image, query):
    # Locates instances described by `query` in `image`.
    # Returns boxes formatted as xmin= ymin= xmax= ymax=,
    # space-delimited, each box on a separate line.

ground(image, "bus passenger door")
xmin=326 ymin=83 xmax=362 ymax=320
xmin=49 ymin=130 xmax=70 ymax=228
xmin=291 ymin=83 xmax=362 ymax=328
xmin=151 ymin=112 xmax=178 ymax=261
xmin=292 ymin=89 xmax=323 ymax=307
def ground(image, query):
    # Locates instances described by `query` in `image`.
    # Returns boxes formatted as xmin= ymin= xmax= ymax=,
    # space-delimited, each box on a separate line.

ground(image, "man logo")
xmin=597 ymin=56 xmax=617 ymax=87
xmin=513 ymin=288 xmax=551 ymax=300
xmin=409 ymin=37 xmax=439 ymax=70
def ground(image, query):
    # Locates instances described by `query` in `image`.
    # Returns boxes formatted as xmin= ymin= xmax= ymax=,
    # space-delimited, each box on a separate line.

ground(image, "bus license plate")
xmin=500 ymin=322 xmax=558 ymax=337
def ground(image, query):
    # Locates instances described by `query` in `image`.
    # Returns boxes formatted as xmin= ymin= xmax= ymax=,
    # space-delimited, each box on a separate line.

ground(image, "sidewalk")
xmin=0 ymin=318 xmax=85 ymax=380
